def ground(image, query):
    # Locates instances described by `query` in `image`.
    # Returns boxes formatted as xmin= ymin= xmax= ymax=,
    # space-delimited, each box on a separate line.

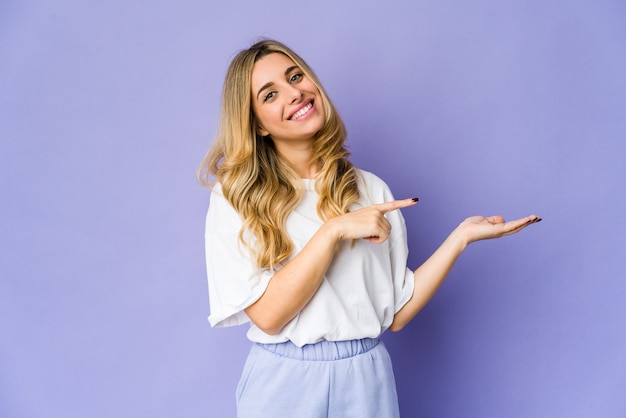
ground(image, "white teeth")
xmin=291 ymin=103 xmax=312 ymax=120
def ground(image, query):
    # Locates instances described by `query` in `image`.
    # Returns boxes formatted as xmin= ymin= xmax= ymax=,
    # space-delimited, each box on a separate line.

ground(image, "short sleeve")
xmin=360 ymin=171 xmax=415 ymax=315
xmin=204 ymin=186 xmax=275 ymax=328
xmin=388 ymin=218 xmax=416 ymax=314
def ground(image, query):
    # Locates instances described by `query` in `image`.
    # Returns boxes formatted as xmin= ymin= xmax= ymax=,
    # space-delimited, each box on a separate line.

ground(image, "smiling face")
xmin=250 ymin=52 xmax=325 ymax=153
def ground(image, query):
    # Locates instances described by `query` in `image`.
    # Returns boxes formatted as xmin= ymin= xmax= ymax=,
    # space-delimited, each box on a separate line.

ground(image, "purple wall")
xmin=2 ymin=1 xmax=625 ymax=417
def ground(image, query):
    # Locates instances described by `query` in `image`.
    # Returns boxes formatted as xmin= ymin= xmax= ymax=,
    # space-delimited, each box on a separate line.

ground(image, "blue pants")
xmin=236 ymin=338 xmax=400 ymax=418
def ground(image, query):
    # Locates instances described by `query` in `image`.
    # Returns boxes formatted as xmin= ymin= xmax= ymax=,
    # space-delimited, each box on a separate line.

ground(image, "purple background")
xmin=2 ymin=1 xmax=625 ymax=417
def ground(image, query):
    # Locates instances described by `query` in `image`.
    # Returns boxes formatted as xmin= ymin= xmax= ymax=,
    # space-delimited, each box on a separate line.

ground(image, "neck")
xmin=275 ymin=142 xmax=318 ymax=179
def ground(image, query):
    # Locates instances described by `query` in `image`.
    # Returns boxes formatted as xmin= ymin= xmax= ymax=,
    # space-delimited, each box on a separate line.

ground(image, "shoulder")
xmin=354 ymin=168 xmax=395 ymax=205
xmin=210 ymin=182 xmax=224 ymax=194
xmin=354 ymin=168 xmax=380 ymax=184
xmin=206 ymin=183 xmax=243 ymax=232
xmin=207 ymin=183 xmax=228 ymax=209
xmin=355 ymin=168 xmax=392 ymax=189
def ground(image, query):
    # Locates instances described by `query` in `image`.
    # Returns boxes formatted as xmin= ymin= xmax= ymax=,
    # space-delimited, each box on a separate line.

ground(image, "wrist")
xmin=319 ymin=218 xmax=342 ymax=243
xmin=449 ymin=225 xmax=470 ymax=252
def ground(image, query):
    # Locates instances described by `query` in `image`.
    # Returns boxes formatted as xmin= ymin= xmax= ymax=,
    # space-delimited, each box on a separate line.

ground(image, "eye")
xmin=263 ymin=91 xmax=276 ymax=102
xmin=289 ymin=73 xmax=303 ymax=83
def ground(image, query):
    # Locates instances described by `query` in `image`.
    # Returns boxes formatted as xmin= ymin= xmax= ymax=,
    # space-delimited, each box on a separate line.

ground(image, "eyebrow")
xmin=255 ymin=65 xmax=301 ymax=101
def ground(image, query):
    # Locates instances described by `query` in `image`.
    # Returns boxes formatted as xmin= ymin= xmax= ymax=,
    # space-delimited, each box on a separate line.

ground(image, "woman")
xmin=198 ymin=39 xmax=540 ymax=418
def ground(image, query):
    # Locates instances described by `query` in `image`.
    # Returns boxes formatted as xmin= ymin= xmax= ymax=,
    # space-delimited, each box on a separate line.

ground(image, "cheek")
xmin=254 ymin=106 xmax=282 ymax=134
xmin=316 ymin=98 xmax=326 ymax=121
xmin=253 ymin=106 xmax=270 ymax=126
xmin=265 ymin=106 xmax=284 ymax=124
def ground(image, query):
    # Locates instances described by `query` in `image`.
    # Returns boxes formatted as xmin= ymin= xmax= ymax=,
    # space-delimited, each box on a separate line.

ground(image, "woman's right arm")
xmin=244 ymin=198 xmax=418 ymax=335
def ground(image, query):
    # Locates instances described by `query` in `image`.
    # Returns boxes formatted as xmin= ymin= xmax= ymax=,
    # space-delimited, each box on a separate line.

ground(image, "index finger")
xmin=373 ymin=197 xmax=419 ymax=214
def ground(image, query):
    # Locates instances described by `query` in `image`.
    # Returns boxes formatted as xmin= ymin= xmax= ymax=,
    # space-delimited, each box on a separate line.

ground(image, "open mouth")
xmin=289 ymin=101 xmax=314 ymax=120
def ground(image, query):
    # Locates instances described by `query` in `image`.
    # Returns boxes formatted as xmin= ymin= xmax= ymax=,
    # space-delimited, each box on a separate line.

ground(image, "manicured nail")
xmin=411 ymin=197 xmax=419 ymax=202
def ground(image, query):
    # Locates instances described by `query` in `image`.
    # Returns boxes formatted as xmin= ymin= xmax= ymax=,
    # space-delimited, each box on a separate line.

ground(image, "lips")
xmin=288 ymin=100 xmax=313 ymax=120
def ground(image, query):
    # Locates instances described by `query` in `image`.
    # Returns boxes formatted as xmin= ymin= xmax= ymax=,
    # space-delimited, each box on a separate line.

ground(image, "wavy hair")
xmin=198 ymin=39 xmax=360 ymax=269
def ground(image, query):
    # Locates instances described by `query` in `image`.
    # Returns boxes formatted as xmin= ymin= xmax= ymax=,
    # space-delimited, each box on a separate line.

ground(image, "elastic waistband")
xmin=256 ymin=338 xmax=381 ymax=361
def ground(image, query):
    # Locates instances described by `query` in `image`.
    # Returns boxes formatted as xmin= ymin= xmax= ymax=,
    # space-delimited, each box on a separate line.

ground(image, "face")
xmin=250 ymin=53 xmax=325 ymax=150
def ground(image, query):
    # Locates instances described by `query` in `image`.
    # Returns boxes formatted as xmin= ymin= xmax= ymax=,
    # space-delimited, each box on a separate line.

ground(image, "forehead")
xmin=250 ymin=53 xmax=298 ymax=89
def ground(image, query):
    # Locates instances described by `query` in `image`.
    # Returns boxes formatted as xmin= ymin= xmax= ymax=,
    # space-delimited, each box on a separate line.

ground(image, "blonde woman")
xmin=198 ymin=39 xmax=540 ymax=418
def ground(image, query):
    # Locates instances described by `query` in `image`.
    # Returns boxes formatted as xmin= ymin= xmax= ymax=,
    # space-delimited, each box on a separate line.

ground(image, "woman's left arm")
xmin=389 ymin=214 xmax=541 ymax=332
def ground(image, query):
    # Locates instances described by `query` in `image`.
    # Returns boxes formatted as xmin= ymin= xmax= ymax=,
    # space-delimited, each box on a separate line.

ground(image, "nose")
xmin=287 ymin=85 xmax=303 ymax=104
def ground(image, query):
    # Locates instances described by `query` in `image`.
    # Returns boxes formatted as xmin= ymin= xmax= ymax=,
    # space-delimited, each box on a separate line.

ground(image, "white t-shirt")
xmin=204 ymin=169 xmax=415 ymax=346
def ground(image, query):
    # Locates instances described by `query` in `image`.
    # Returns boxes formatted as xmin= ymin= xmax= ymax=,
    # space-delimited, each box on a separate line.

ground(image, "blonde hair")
xmin=198 ymin=39 xmax=360 ymax=269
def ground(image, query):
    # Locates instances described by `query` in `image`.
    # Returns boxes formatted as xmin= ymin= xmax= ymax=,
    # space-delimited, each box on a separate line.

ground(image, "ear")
xmin=257 ymin=125 xmax=270 ymax=137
